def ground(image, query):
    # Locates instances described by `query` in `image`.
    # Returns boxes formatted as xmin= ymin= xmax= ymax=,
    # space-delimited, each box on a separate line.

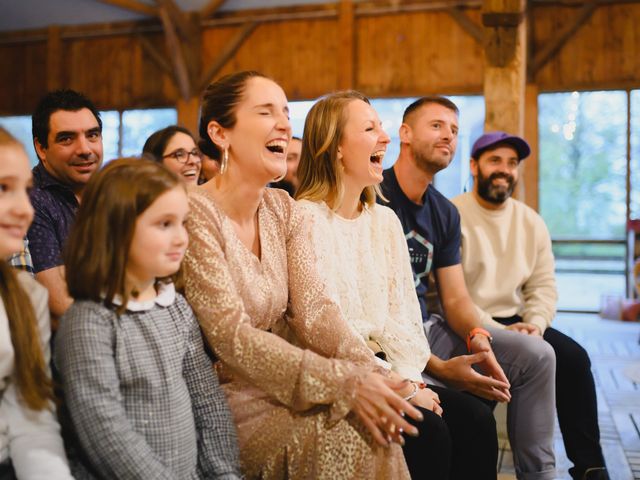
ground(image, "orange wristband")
xmin=466 ymin=327 xmax=493 ymax=352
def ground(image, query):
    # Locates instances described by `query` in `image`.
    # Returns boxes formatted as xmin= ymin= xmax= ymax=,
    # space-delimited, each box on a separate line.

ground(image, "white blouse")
xmin=298 ymin=200 xmax=430 ymax=381
xmin=0 ymin=271 xmax=72 ymax=479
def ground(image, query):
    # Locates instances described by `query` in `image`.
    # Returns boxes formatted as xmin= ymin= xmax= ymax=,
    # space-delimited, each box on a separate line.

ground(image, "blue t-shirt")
xmin=380 ymin=167 xmax=461 ymax=321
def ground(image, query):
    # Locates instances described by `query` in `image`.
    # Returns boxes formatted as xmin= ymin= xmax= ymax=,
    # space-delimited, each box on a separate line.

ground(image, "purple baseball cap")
xmin=471 ymin=131 xmax=531 ymax=161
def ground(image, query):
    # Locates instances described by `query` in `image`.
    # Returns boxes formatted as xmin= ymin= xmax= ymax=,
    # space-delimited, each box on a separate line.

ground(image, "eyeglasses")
xmin=163 ymin=148 xmax=202 ymax=164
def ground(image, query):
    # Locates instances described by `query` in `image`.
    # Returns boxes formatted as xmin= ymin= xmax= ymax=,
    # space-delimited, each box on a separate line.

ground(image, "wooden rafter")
xmin=156 ymin=0 xmax=197 ymax=42
xmin=158 ymin=4 xmax=192 ymax=100
xmin=531 ymin=0 xmax=597 ymax=74
xmin=198 ymin=21 xmax=258 ymax=91
xmin=96 ymin=0 xmax=158 ymax=16
xmin=201 ymin=0 xmax=227 ymax=18
xmin=446 ymin=6 xmax=483 ymax=43
xmin=526 ymin=0 xmax=536 ymax=82
xmin=136 ymin=32 xmax=173 ymax=76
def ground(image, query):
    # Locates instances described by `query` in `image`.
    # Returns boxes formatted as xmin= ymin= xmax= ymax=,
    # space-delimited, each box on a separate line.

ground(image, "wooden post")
xmin=482 ymin=0 xmax=526 ymax=133
xmin=47 ymin=26 xmax=62 ymax=91
xmin=338 ymin=0 xmax=355 ymax=90
xmin=482 ymin=0 xmax=527 ymax=201
xmin=523 ymin=83 xmax=539 ymax=211
xmin=177 ymin=97 xmax=200 ymax=136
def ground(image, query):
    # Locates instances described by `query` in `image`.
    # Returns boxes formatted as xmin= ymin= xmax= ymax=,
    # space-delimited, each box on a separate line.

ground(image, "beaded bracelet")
xmin=403 ymin=382 xmax=419 ymax=402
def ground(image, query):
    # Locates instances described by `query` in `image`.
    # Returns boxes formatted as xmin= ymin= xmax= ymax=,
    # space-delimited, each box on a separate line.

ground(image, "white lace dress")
xmin=298 ymin=200 xmax=430 ymax=382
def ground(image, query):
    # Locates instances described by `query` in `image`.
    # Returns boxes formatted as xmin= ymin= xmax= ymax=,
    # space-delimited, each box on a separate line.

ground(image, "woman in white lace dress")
xmin=295 ymin=91 xmax=498 ymax=480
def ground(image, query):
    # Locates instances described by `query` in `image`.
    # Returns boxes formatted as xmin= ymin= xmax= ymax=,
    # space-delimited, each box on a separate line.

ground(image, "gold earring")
xmin=220 ymin=147 xmax=228 ymax=175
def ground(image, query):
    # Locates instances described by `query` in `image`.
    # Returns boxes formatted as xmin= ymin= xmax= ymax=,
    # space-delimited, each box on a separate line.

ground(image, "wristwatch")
xmin=466 ymin=327 xmax=493 ymax=352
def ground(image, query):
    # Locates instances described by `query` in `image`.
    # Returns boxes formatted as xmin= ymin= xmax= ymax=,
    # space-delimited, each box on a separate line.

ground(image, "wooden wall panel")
xmin=62 ymin=34 xmax=175 ymax=111
xmin=201 ymin=19 xmax=339 ymax=100
xmin=533 ymin=3 xmax=640 ymax=91
xmin=356 ymin=10 xmax=484 ymax=97
xmin=0 ymin=42 xmax=47 ymax=115
xmin=1 ymin=3 xmax=639 ymax=115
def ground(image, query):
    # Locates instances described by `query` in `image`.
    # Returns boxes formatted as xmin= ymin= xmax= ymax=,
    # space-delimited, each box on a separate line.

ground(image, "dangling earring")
xmin=220 ymin=147 xmax=228 ymax=175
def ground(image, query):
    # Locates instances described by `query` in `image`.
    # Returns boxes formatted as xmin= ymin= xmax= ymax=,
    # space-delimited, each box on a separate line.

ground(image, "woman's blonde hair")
xmin=295 ymin=90 xmax=383 ymax=209
xmin=0 ymin=127 xmax=54 ymax=410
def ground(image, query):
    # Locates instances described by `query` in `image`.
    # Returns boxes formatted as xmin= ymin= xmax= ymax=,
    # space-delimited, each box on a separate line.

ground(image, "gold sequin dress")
xmin=183 ymin=187 xmax=410 ymax=480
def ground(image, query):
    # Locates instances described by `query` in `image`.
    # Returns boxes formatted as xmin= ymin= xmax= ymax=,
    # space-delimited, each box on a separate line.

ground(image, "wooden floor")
xmin=497 ymin=313 xmax=640 ymax=480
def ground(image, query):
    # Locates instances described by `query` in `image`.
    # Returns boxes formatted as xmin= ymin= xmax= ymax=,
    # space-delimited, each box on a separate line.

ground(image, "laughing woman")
xmin=295 ymin=91 xmax=499 ymax=480
xmin=182 ymin=71 xmax=423 ymax=479
xmin=143 ymin=126 xmax=202 ymax=185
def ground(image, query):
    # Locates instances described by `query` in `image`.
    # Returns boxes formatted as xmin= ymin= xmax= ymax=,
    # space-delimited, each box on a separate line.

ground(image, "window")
xmin=0 ymin=116 xmax=39 ymax=166
xmin=288 ymin=95 xmax=484 ymax=199
xmin=539 ymin=90 xmax=632 ymax=311
xmin=103 ymin=108 xmax=178 ymax=162
xmin=631 ymin=90 xmax=640 ymax=220
xmin=0 ymin=108 xmax=177 ymax=167
xmin=121 ymin=109 xmax=177 ymax=157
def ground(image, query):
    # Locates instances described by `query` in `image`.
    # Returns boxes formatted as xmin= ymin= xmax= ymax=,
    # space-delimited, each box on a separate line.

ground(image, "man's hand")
xmin=468 ymin=335 xmax=511 ymax=401
xmin=431 ymin=352 xmax=511 ymax=402
xmin=505 ymin=322 xmax=542 ymax=336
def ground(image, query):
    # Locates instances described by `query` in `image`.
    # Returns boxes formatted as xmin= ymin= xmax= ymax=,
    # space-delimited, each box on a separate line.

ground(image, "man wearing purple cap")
xmin=452 ymin=132 xmax=608 ymax=480
xmin=381 ymin=97 xmax=557 ymax=480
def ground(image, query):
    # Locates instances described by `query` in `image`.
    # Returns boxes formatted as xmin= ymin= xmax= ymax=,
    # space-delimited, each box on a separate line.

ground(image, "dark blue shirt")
xmin=380 ymin=167 xmax=461 ymax=321
xmin=27 ymin=163 xmax=79 ymax=273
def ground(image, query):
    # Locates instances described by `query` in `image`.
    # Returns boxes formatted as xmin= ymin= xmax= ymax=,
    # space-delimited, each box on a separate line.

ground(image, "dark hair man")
xmin=27 ymin=89 xmax=103 ymax=320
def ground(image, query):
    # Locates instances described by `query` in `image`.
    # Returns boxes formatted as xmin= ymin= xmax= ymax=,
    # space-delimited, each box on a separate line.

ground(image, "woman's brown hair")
xmin=65 ymin=158 xmax=182 ymax=314
xmin=198 ymin=70 xmax=268 ymax=161
xmin=0 ymin=127 xmax=54 ymax=410
xmin=295 ymin=90 xmax=383 ymax=210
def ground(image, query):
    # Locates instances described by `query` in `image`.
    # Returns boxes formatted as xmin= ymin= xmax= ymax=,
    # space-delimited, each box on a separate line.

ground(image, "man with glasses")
xmin=27 ymin=89 xmax=103 ymax=320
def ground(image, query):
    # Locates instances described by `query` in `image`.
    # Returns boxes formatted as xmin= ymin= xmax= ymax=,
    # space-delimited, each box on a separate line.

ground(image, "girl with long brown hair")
xmin=54 ymin=158 xmax=241 ymax=479
xmin=0 ymin=127 xmax=72 ymax=479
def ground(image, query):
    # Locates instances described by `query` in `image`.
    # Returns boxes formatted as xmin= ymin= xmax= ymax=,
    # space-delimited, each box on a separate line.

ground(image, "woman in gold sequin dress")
xmin=182 ymin=71 xmax=423 ymax=480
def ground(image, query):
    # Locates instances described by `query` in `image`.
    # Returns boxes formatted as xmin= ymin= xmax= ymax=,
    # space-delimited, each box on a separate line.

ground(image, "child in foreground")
xmin=55 ymin=158 xmax=241 ymax=479
xmin=0 ymin=127 xmax=72 ymax=479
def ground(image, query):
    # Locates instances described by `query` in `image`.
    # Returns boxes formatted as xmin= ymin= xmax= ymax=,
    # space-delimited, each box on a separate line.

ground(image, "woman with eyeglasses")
xmin=143 ymin=126 xmax=202 ymax=185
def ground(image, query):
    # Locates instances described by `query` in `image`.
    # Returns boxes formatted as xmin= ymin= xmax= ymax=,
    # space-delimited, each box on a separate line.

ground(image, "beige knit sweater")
xmin=452 ymin=192 xmax=558 ymax=334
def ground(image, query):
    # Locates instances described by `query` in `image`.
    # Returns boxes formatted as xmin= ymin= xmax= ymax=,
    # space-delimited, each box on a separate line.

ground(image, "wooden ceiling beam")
xmin=446 ymin=6 xmax=483 ymax=43
xmin=531 ymin=0 xmax=597 ymax=74
xmin=158 ymin=4 xmax=191 ymax=100
xmin=198 ymin=21 xmax=257 ymax=91
xmin=96 ymin=0 xmax=158 ymax=17
xmin=201 ymin=0 xmax=227 ymax=18
xmin=155 ymin=0 xmax=197 ymax=42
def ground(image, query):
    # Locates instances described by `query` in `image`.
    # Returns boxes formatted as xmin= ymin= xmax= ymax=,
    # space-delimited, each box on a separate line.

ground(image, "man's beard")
xmin=476 ymin=169 xmax=516 ymax=204
xmin=411 ymin=142 xmax=452 ymax=176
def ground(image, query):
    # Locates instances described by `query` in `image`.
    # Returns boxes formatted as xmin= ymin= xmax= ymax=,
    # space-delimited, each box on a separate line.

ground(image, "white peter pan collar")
xmin=110 ymin=282 xmax=176 ymax=312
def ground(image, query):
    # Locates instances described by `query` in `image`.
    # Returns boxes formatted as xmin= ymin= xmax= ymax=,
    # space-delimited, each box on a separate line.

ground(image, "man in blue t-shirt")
xmin=381 ymin=96 xmax=557 ymax=480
